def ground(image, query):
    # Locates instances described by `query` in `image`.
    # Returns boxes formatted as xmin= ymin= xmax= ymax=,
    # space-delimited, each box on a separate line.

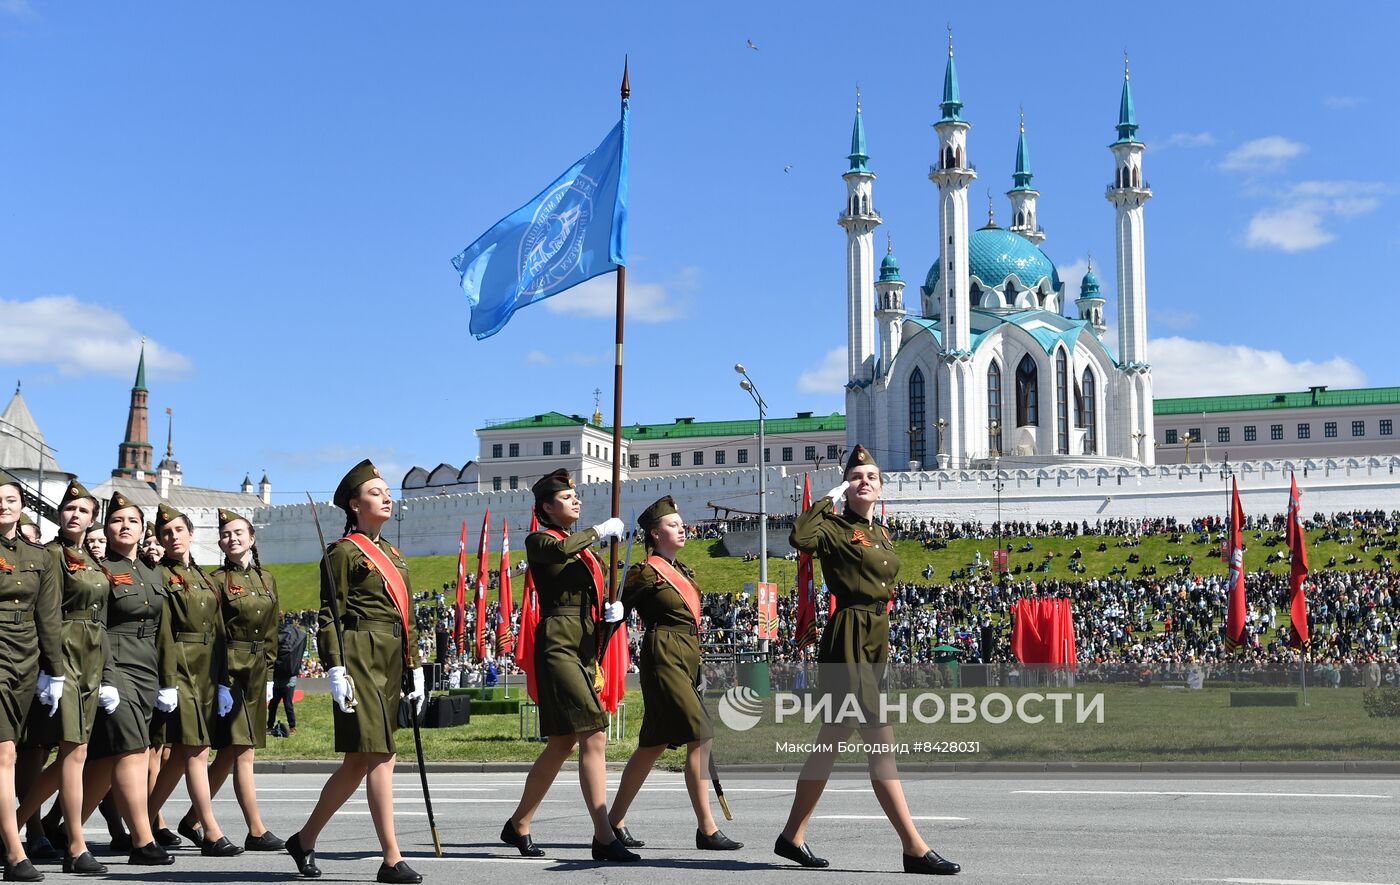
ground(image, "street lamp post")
xmin=736 ymin=364 xmax=768 ymax=654
xmin=990 ymin=420 xmax=1004 ymax=582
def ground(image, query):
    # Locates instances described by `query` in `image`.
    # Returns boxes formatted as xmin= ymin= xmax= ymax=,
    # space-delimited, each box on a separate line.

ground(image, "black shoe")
xmin=903 ymin=850 xmax=960 ymax=875
xmin=376 ymin=861 xmax=422 ymax=884
xmin=590 ymin=838 xmax=640 ymax=862
xmin=611 ymin=825 xmax=645 ymax=848
xmin=107 ymin=833 xmax=131 ymax=854
xmin=2 ymin=860 xmax=42 ymax=882
xmin=774 ymin=834 xmax=828 ymax=868
xmin=696 ymin=828 xmax=743 ymax=851
xmin=177 ymin=818 xmax=203 ymax=848
xmin=25 ymin=837 xmax=59 ymax=862
xmin=201 ymin=836 xmax=245 ymax=857
xmin=245 ymin=830 xmax=286 ymax=852
xmin=41 ymin=820 xmax=67 ymax=854
xmin=286 ymin=832 xmax=320 ymax=879
xmin=153 ymin=827 xmax=181 ymax=848
xmin=61 ymin=852 xmax=106 ymax=875
xmin=500 ymin=819 xmax=543 ymax=857
xmin=127 ymin=843 xmax=174 ymax=866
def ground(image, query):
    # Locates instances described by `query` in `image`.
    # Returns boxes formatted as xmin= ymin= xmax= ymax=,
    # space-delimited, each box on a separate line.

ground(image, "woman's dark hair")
xmin=342 ymin=513 xmax=356 ymax=537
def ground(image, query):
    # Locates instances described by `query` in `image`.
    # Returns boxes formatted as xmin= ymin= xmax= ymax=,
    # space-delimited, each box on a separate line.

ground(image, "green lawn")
xmin=263 ymin=528 xmax=1391 ymax=613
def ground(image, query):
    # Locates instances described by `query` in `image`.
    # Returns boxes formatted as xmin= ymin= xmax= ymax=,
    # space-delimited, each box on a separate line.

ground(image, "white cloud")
xmin=1162 ymin=132 xmax=1216 ymax=149
xmin=0 ymin=295 xmax=192 ymax=379
xmin=1244 ymin=180 xmax=1388 ymax=252
xmin=567 ymin=352 xmax=603 ymax=366
xmin=1058 ymin=258 xmax=1088 ymax=298
xmin=797 ymin=347 xmax=847 ymax=394
xmin=543 ymin=267 xmax=694 ymax=323
xmin=1324 ymin=95 xmax=1363 ymax=109
xmin=525 ymin=350 xmax=552 ymax=366
xmin=1220 ymin=136 xmax=1306 ymax=173
xmin=1153 ymin=308 xmax=1198 ymax=331
xmin=1150 ymin=337 xmax=1366 ymax=398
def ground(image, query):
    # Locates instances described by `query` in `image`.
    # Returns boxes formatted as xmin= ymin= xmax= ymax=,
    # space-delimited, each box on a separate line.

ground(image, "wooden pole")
xmin=608 ymin=57 xmax=629 ymax=601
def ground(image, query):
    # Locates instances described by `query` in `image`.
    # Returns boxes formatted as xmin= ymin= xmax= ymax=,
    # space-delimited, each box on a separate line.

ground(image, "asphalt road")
xmin=63 ymin=771 xmax=1397 ymax=884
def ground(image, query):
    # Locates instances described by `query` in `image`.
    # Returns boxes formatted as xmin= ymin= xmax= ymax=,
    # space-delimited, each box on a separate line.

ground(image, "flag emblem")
xmin=520 ymin=176 xmax=598 ymax=293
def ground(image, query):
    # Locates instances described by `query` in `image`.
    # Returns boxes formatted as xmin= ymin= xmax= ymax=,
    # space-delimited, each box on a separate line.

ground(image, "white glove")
xmin=155 ymin=686 xmax=178 ymax=713
xmin=36 ymin=672 xmax=52 ymax=702
xmin=45 ymin=676 xmax=64 ymax=716
xmin=266 ymin=681 xmax=274 ymax=702
xmin=825 ymin=481 xmax=851 ymax=505
xmin=216 ymin=685 xmax=234 ymax=717
xmin=98 ymin=684 xmax=120 ymax=714
xmin=408 ymin=667 xmax=426 ymax=717
xmin=603 ymin=601 xmax=625 ymax=623
xmin=591 ymin=517 xmax=626 ymax=543
xmin=329 ymin=666 xmax=355 ymax=714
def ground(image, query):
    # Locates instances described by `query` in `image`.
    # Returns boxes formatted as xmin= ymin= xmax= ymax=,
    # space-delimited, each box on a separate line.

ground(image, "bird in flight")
xmin=746 ymin=39 xmax=759 ymax=51
xmin=784 ymin=164 xmax=793 ymax=173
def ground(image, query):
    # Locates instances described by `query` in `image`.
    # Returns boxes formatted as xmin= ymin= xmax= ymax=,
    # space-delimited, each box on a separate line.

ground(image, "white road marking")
xmin=813 ymin=814 xmax=967 ymax=821
xmin=1012 ymin=790 xmax=1391 ymax=799
xmin=1203 ymin=879 xmax=1400 ymax=885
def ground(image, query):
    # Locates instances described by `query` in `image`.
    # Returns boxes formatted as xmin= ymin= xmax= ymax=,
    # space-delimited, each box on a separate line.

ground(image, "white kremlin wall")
xmin=251 ymin=456 xmax=1400 ymax=563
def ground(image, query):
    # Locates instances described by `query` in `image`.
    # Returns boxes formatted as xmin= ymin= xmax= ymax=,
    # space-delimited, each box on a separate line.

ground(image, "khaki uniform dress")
xmin=526 ymin=526 xmax=608 ymax=736
xmin=158 ymin=559 xmax=228 ymax=747
xmin=91 ymin=553 xmax=174 ymax=758
xmin=623 ymin=557 xmax=711 ymax=747
xmin=212 ymin=560 xmax=279 ymax=750
xmin=22 ymin=537 xmax=110 ymax=746
xmin=317 ymin=536 xmax=417 ymax=755
xmin=0 ymin=532 xmax=63 ymax=743
xmin=790 ymin=498 xmax=897 ymax=723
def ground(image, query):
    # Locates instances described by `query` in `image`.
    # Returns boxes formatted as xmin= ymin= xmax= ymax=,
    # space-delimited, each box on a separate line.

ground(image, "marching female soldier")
xmin=82 ymin=491 xmax=175 ymax=866
xmin=177 ymin=509 xmax=283 ymax=851
xmin=0 ymin=471 xmax=63 ymax=882
xmin=14 ymin=481 xmax=110 ymax=875
xmin=145 ymin=504 xmax=243 ymax=856
xmin=286 ymin=459 xmax=424 ymax=884
xmin=500 ymin=468 xmax=635 ymax=863
xmin=774 ymin=446 xmax=960 ymax=876
xmin=607 ymin=495 xmax=741 ymax=852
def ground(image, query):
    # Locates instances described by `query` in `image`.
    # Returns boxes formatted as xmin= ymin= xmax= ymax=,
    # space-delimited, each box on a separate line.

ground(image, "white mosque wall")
xmin=250 ymin=456 xmax=1400 ymax=563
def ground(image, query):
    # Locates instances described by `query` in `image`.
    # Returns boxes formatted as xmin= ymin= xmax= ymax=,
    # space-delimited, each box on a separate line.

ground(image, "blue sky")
xmin=2 ymin=1 xmax=1395 ymax=501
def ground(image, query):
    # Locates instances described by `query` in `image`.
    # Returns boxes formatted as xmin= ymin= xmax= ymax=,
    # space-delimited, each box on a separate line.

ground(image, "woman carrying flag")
xmin=500 ymin=468 xmax=635 ymax=862
xmin=286 ymin=459 xmax=424 ymax=885
xmin=606 ymin=496 xmax=740 ymax=852
xmin=774 ymin=446 xmax=960 ymax=876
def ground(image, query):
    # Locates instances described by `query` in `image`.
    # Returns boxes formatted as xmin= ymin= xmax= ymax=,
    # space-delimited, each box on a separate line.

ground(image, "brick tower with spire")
xmin=114 ymin=341 xmax=153 ymax=478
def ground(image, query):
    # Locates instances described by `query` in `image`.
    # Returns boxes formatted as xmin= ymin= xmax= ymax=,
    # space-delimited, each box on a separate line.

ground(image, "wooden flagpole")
xmin=608 ymin=57 xmax=629 ymax=601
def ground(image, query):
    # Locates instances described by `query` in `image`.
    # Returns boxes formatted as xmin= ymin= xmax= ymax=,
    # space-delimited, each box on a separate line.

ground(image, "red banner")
xmin=992 ymin=548 xmax=1008 ymax=573
xmin=497 ymin=520 xmax=515 ymax=656
xmin=793 ymin=474 xmax=819 ymax=650
xmin=474 ymin=508 xmax=490 ymax=661
xmin=453 ymin=519 xmax=467 ymax=656
xmin=1010 ymin=597 xmax=1077 ymax=665
xmin=517 ymin=514 xmax=540 ymax=702
xmin=1223 ymin=478 xmax=1248 ymax=653
xmin=1286 ymin=472 xmax=1310 ymax=649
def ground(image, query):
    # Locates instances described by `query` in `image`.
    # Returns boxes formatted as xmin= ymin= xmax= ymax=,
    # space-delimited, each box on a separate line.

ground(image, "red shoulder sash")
xmin=541 ymin=527 xmax=605 ymax=618
xmin=646 ymin=555 xmax=701 ymax=628
xmin=340 ymin=533 xmax=412 ymax=663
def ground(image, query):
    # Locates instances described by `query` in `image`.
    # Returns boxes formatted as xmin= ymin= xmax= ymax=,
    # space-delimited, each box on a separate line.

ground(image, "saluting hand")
xmin=825 ymin=481 xmax=851 ymax=505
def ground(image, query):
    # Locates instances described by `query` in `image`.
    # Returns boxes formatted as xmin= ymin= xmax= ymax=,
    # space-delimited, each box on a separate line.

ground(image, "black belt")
xmin=342 ymin=616 xmax=402 ymax=637
xmin=109 ymin=622 xmax=155 ymax=638
xmin=648 ymin=623 xmax=699 ymax=636
xmin=835 ymin=602 xmax=886 ymax=614
xmin=227 ymin=639 xmax=263 ymax=653
xmin=62 ymin=610 xmax=102 ymax=622
xmin=0 ymin=610 xmax=35 ymax=624
xmin=540 ymin=607 xmax=586 ymax=619
xmin=176 ymin=631 xmax=212 ymax=644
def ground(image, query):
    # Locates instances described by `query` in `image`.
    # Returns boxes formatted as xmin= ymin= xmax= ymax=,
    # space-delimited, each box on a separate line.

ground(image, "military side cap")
xmin=333 ymin=459 xmax=381 ymax=511
xmin=0 ymin=469 xmax=21 ymax=491
xmin=532 ymin=468 xmax=574 ymax=503
xmin=217 ymin=508 xmax=244 ymax=527
xmin=59 ymin=479 xmax=95 ymax=510
xmin=844 ymin=443 xmax=878 ymax=476
xmin=18 ymin=512 xmax=33 ymax=527
xmin=155 ymin=503 xmax=185 ymax=531
xmin=107 ymin=491 xmax=139 ymax=516
xmin=638 ymin=495 xmax=678 ymax=530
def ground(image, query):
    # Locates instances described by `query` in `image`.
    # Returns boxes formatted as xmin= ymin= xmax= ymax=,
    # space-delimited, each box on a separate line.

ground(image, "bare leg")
xmin=15 ymin=746 xmax=47 ymax=846
xmin=181 ymin=746 xmax=225 ymax=842
xmin=228 ymin=748 xmax=268 ymax=836
xmin=780 ymin=723 xmax=853 ymax=845
xmin=17 ymin=741 xmax=89 ymax=857
xmin=509 ymin=734 xmax=577 ymax=833
xmin=148 ymin=745 xmax=168 ymax=831
xmin=364 ymin=753 xmax=401 ymax=864
xmin=146 ymin=743 xmax=193 ymax=824
xmin=577 ymin=729 xmax=613 ymax=843
xmin=0 ymin=741 xmax=30 ymax=865
xmin=78 ymin=756 xmax=115 ymax=826
xmin=607 ymin=744 xmax=666 ymax=829
xmin=113 ymin=751 xmax=156 ymax=847
xmin=297 ymin=754 xmax=370 ymax=848
xmin=862 ymin=724 xmax=929 ymax=856
xmin=684 ymin=739 xmax=719 ymax=835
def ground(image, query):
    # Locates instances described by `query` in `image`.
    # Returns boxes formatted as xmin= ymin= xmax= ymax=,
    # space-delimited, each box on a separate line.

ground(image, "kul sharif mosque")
xmin=842 ymin=38 xmax=1154 ymax=470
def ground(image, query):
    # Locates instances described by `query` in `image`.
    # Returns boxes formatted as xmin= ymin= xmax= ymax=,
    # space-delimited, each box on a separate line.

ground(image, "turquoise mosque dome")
xmin=922 ymin=226 xmax=1061 ymax=301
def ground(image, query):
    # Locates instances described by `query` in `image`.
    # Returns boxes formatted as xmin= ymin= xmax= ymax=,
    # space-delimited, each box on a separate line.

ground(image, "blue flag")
xmin=453 ymin=102 xmax=629 ymax=340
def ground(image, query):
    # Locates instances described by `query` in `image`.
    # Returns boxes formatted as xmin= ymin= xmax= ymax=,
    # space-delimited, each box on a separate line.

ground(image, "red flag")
xmin=793 ymin=475 xmax=819 ymax=650
xmin=517 ymin=514 xmax=540 ymax=701
xmin=453 ymin=519 xmax=467 ymax=656
xmin=1285 ymin=472 xmax=1310 ymax=649
xmin=1223 ymin=478 xmax=1248 ymax=653
xmin=496 ymin=521 xmax=515 ymax=656
xmin=599 ymin=619 xmax=630 ymax=713
xmin=1011 ymin=598 xmax=1076 ymax=665
xmin=474 ymin=508 xmax=490 ymax=661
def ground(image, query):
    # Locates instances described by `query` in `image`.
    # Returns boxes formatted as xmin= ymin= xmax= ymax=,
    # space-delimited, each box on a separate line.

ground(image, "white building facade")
xmin=847 ymin=44 xmax=1153 ymax=471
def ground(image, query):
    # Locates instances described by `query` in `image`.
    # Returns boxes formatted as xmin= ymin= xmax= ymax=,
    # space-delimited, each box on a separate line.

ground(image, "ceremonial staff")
xmin=404 ymin=659 xmax=444 ymax=857
xmin=605 ymin=57 xmax=631 ymax=604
